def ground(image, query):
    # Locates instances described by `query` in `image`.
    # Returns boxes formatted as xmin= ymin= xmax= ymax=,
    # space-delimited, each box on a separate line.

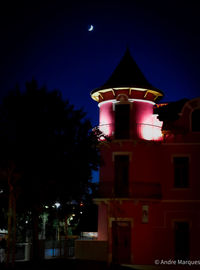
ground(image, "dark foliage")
xmin=155 ymin=98 xmax=189 ymax=121
xmin=0 ymin=79 xmax=100 ymax=245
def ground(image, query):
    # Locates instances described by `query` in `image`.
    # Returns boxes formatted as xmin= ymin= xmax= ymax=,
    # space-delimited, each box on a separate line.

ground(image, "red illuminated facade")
xmin=91 ymin=49 xmax=200 ymax=265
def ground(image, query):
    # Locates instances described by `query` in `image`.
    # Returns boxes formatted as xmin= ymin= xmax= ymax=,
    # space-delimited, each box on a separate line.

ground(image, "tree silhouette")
xmin=0 ymin=79 xmax=100 ymax=262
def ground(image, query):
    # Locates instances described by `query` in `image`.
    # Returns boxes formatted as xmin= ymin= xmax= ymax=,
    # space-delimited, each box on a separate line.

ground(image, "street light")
xmin=54 ymin=202 xmax=61 ymax=209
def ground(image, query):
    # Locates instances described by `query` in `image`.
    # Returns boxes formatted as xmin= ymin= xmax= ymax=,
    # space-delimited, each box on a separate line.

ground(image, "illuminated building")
xmin=91 ymin=49 xmax=200 ymax=264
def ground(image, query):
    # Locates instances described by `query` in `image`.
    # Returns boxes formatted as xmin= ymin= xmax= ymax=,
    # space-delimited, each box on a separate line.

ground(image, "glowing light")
xmin=99 ymin=101 xmax=114 ymax=137
xmin=54 ymin=202 xmax=61 ymax=208
xmin=98 ymin=98 xmax=155 ymax=107
xmin=99 ymin=123 xmax=113 ymax=137
xmin=129 ymin=99 xmax=155 ymax=105
xmin=0 ymin=229 xmax=8 ymax=234
xmin=97 ymin=98 xmax=163 ymax=141
xmin=140 ymin=114 xmax=163 ymax=141
xmin=91 ymin=87 xmax=163 ymax=102
xmin=82 ymin=232 xmax=98 ymax=238
xmin=45 ymin=205 xmax=49 ymax=209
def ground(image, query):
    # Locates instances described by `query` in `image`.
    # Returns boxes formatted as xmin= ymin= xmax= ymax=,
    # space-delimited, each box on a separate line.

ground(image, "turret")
xmin=91 ymin=49 xmax=164 ymax=141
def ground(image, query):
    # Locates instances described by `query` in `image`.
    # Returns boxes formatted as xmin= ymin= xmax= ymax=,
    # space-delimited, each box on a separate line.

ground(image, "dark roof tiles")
xmin=92 ymin=48 xmax=163 ymax=95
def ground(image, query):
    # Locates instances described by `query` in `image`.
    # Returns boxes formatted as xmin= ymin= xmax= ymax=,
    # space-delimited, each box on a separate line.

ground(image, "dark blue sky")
xmin=0 ymin=0 xmax=200 ymax=127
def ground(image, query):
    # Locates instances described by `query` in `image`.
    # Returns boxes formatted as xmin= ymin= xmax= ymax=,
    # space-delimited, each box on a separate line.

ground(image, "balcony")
xmin=97 ymin=181 xmax=162 ymax=199
xmin=95 ymin=121 xmax=163 ymax=141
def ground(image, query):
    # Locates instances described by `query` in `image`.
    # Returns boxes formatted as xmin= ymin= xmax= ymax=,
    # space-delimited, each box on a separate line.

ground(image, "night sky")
xmin=0 ymin=0 xmax=200 ymax=127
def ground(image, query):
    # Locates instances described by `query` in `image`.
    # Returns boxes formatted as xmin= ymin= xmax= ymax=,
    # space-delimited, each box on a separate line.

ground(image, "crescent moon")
xmin=88 ymin=25 xmax=94 ymax=32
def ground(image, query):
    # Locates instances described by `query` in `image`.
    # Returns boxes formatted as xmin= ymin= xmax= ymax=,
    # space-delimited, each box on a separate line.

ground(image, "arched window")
xmin=191 ymin=109 xmax=200 ymax=132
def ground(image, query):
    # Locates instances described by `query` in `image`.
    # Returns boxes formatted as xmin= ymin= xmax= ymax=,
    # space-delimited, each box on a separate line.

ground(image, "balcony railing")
xmin=95 ymin=122 xmax=163 ymax=141
xmin=97 ymin=181 xmax=162 ymax=199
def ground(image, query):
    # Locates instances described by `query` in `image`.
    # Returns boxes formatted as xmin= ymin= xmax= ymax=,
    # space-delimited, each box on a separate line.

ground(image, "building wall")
xmin=75 ymin=240 xmax=108 ymax=261
xmin=97 ymin=199 xmax=200 ymax=264
xmin=96 ymin=97 xmax=200 ymax=264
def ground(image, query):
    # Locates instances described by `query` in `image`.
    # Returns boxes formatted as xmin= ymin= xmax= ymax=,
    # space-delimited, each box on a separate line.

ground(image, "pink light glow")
xmin=99 ymin=102 xmax=114 ymax=137
xmin=98 ymin=100 xmax=163 ymax=141
xmin=132 ymin=100 xmax=163 ymax=141
xmin=140 ymin=114 xmax=163 ymax=141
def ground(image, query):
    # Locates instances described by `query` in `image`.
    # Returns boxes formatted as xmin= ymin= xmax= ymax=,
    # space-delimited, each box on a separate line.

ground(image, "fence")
xmin=13 ymin=239 xmax=75 ymax=262
xmin=44 ymin=239 xmax=75 ymax=259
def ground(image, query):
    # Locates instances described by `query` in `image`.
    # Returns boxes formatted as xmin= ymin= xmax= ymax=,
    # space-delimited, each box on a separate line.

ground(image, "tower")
xmin=91 ymin=48 xmax=163 ymax=141
xmin=91 ymin=49 xmax=165 ymax=264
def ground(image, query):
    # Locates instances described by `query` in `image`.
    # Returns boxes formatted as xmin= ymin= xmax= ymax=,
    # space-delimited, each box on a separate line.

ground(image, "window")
xmin=115 ymin=104 xmax=130 ymax=139
xmin=114 ymin=155 xmax=129 ymax=197
xmin=191 ymin=109 xmax=200 ymax=132
xmin=174 ymin=222 xmax=190 ymax=260
xmin=142 ymin=205 xmax=149 ymax=224
xmin=173 ymin=157 xmax=189 ymax=188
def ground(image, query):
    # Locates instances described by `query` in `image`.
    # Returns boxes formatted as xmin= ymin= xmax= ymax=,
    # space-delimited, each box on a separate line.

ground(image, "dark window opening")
xmin=114 ymin=155 xmax=129 ymax=197
xmin=174 ymin=157 xmax=189 ymax=188
xmin=112 ymin=221 xmax=131 ymax=264
xmin=192 ymin=109 xmax=200 ymax=132
xmin=174 ymin=222 xmax=190 ymax=260
xmin=115 ymin=104 xmax=130 ymax=139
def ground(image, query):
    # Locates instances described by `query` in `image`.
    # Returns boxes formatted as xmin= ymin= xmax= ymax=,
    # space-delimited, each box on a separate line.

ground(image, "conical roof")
xmin=91 ymin=48 xmax=163 ymax=95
